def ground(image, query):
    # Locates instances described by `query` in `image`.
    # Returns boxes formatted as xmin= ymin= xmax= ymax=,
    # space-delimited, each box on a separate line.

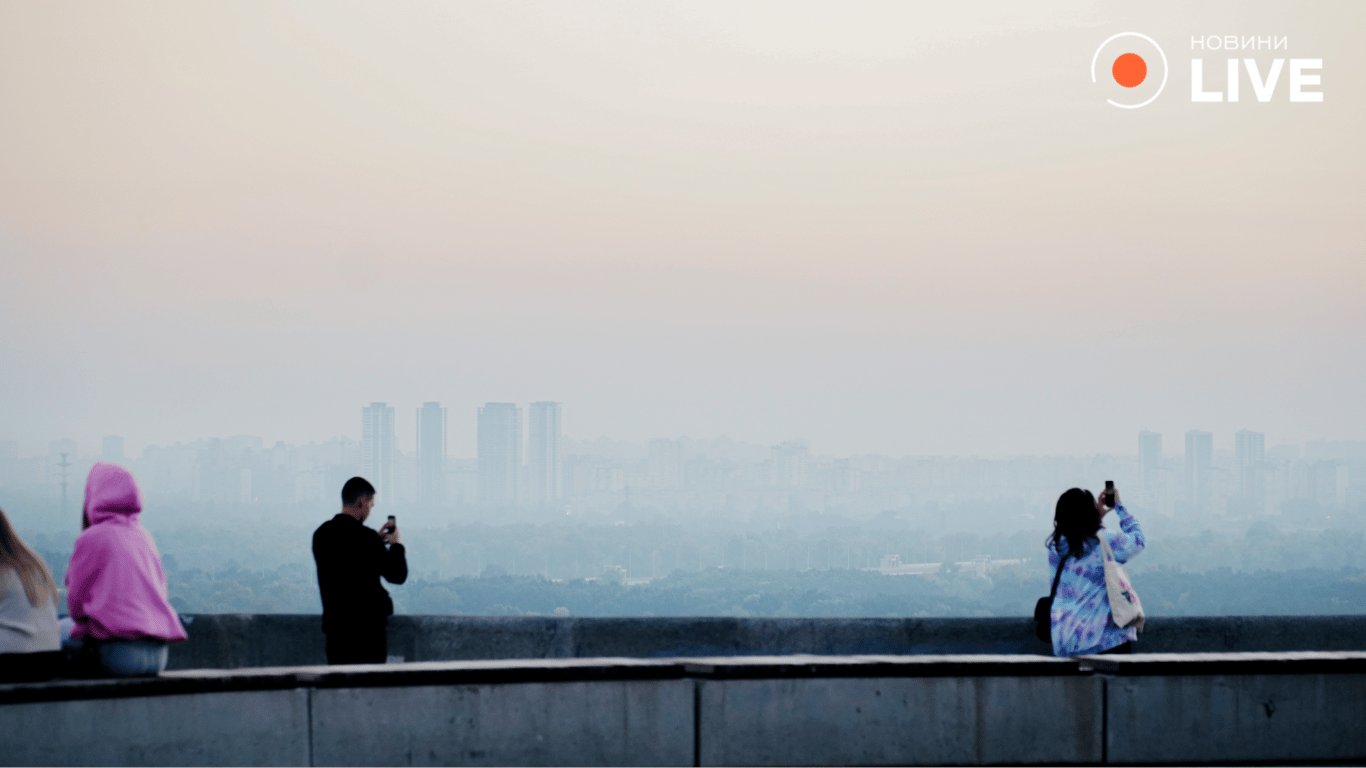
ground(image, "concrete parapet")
xmin=0 ymin=688 xmax=310 ymax=766
xmin=311 ymin=679 xmax=694 ymax=766
xmin=168 ymin=614 xmax=1366 ymax=670
xmin=2 ymin=653 xmax=1363 ymax=766
xmin=1085 ymin=652 xmax=1366 ymax=765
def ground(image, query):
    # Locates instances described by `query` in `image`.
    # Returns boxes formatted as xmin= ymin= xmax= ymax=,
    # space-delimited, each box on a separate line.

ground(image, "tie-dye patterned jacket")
xmin=1047 ymin=504 xmax=1145 ymax=656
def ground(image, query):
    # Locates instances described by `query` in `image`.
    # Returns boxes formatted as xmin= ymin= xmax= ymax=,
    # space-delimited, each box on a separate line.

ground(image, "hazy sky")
xmin=2 ymin=1 xmax=1362 ymax=459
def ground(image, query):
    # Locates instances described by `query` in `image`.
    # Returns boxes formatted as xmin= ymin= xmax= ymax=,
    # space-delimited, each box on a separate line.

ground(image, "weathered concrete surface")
xmin=172 ymin=613 xmax=329 ymax=669
xmin=0 ymin=689 xmax=310 ymax=766
xmin=5 ymin=653 xmax=1361 ymax=766
xmin=311 ymin=680 xmax=694 ymax=767
xmin=390 ymin=615 xmax=574 ymax=664
xmin=1092 ymin=653 xmax=1366 ymax=765
xmin=1134 ymin=614 xmax=1366 ymax=653
xmin=1106 ymin=673 xmax=1366 ymax=764
xmin=167 ymin=614 xmax=1366 ymax=670
xmin=699 ymin=675 xmax=1102 ymax=766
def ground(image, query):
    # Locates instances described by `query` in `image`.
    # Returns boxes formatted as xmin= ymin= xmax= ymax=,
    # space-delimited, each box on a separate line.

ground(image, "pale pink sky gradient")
xmin=1 ymin=1 xmax=1362 ymax=458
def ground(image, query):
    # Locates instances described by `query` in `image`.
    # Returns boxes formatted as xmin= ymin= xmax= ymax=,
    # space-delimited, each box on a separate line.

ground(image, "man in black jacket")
xmin=312 ymin=477 xmax=408 ymax=664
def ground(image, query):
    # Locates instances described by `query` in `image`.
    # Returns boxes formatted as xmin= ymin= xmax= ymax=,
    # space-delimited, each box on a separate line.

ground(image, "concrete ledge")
xmin=3 ymin=653 xmax=1364 ymax=766
xmin=168 ymin=614 xmax=1366 ymax=670
xmin=311 ymin=680 xmax=694 ymax=767
xmin=700 ymin=674 xmax=1102 ymax=766
xmin=0 ymin=654 xmax=1081 ymax=706
xmin=0 ymin=688 xmax=310 ymax=767
xmin=1103 ymin=668 xmax=1366 ymax=764
xmin=1076 ymin=650 xmax=1366 ymax=676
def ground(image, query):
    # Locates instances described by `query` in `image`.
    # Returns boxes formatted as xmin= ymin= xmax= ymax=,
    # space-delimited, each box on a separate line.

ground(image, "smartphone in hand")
xmin=1103 ymin=480 xmax=1116 ymax=509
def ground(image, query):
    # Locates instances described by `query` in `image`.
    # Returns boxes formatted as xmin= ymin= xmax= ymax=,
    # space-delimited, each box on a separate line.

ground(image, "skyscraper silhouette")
xmin=416 ymin=402 xmax=447 ymax=507
xmin=648 ymin=438 xmax=684 ymax=490
xmin=526 ymin=402 xmax=562 ymax=507
xmin=771 ymin=440 xmax=810 ymax=489
xmin=1235 ymin=429 xmax=1266 ymax=511
xmin=1184 ymin=430 xmax=1213 ymax=514
xmin=102 ymin=435 xmax=125 ymax=463
xmin=477 ymin=403 xmax=521 ymax=507
xmin=361 ymin=403 xmax=395 ymax=500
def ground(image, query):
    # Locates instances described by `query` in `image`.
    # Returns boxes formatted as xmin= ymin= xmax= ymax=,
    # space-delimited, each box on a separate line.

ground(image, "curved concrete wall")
xmin=167 ymin=614 xmax=1366 ymax=670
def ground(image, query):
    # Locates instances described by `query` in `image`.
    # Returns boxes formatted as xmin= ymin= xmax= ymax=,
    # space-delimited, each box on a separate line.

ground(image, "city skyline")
xmin=4 ymin=419 xmax=1358 ymax=531
xmin=5 ymin=413 xmax=1347 ymax=463
xmin=8 ymin=407 xmax=1355 ymax=459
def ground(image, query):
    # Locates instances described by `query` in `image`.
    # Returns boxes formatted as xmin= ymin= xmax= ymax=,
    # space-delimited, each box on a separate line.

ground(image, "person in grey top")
xmin=0 ymin=507 xmax=63 ymax=682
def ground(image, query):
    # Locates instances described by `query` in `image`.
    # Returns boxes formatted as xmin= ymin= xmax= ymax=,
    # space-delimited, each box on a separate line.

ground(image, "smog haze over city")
xmin=2 ymin=2 xmax=1363 ymax=618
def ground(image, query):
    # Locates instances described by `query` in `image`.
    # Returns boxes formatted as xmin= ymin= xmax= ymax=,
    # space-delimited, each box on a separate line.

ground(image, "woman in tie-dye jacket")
xmin=1045 ymin=486 xmax=1145 ymax=656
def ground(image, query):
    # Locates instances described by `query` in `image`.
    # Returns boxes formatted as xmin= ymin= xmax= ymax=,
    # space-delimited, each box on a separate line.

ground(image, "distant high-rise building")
xmin=1307 ymin=460 xmax=1339 ymax=506
xmin=1138 ymin=430 xmax=1161 ymax=505
xmin=648 ymin=438 xmax=685 ymax=489
xmin=526 ymin=402 xmax=562 ymax=506
xmin=478 ymin=403 xmax=522 ymax=506
xmin=102 ymin=436 xmax=125 ymax=463
xmin=361 ymin=403 xmax=395 ymax=499
xmin=771 ymin=440 xmax=810 ymax=489
xmin=1235 ymin=429 xmax=1266 ymax=509
xmin=1184 ymin=430 xmax=1213 ymax=513
xmin=416 ymin=402 xmax=447 ymax=506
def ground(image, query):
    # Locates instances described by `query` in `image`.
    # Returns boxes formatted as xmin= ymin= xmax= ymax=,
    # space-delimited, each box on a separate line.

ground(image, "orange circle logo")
xmin=1112 ymin=53 xmax=1147 ymax=88
xmin=1091 ymin=33 xmax=1168 ymax=109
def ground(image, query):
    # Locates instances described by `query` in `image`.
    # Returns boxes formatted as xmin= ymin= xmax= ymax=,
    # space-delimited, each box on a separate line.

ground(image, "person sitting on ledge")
xmin=64 ymin=463 xmax=187 ymax=677
xmin=0 ymin=507 xmax=64 ymax=683
xmin=312 ymin=477 xmax=407 ymax=665
xmin=1045 ymin=486 xmax=1145 ymax=657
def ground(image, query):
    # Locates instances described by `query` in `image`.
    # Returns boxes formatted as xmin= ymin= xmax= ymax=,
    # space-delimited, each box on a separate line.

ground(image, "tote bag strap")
xmin=1098 ymin=534 xmax=1116 ymax=563
xmin=1049 ymin=553 xmax=1068 ymax=599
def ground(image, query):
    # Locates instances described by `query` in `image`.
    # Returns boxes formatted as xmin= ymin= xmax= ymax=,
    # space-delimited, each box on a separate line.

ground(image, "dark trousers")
xmin=1099 ymin=641 xmax=1133 ymax=654
xmin=325 ymin=625 xmax=387 ymax=665
xmin=0 ymin=651 xmax=64 ymax=684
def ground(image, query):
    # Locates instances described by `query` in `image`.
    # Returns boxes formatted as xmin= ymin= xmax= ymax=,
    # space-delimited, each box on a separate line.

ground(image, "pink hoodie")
xmin=65 ymin=463 xmax=187 ymax=642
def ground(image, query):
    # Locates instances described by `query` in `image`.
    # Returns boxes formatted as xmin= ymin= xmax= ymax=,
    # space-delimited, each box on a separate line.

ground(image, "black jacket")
xmin=312 ymin=513 xmax=407 ymax=634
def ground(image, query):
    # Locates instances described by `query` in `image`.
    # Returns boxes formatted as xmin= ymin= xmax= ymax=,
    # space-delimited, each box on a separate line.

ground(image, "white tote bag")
xmin=1099 ymin=535 xmax=1145 ymax=631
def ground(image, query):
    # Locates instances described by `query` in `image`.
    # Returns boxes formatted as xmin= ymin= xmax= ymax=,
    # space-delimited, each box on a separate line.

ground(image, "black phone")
xmin=386 ymin=515 xmax=396 ymax=526
xmin=1104 ymin=480 xmax=1115 ymax=508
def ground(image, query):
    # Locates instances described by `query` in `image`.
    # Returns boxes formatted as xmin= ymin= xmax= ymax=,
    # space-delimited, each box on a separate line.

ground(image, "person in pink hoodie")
xmin=64 ymin=462 xmax=186 ymax=676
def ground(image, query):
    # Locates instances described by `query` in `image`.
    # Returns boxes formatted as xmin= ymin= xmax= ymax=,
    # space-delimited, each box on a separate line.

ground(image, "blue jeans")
xmin=60 ymin=618 xmax=169 ymax=677
xmin=95 ymin=639 xmax=169 ymax=676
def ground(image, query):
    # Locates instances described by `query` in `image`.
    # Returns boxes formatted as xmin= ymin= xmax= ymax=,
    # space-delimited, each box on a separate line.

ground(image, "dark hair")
xmin=1048 ymin=487 xmax=1101 ymax=560
xmin=341 ymin=477 xmax=376 ymax=506
xmin=0 ymin=508 xmax=60 ymax=608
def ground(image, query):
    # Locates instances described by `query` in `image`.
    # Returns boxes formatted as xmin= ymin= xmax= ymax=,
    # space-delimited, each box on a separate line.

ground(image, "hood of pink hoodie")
xmin=66 ymin=463 xmax=186 ymax=642
xmin=84 ymin=462 xmax=143 ymax=526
